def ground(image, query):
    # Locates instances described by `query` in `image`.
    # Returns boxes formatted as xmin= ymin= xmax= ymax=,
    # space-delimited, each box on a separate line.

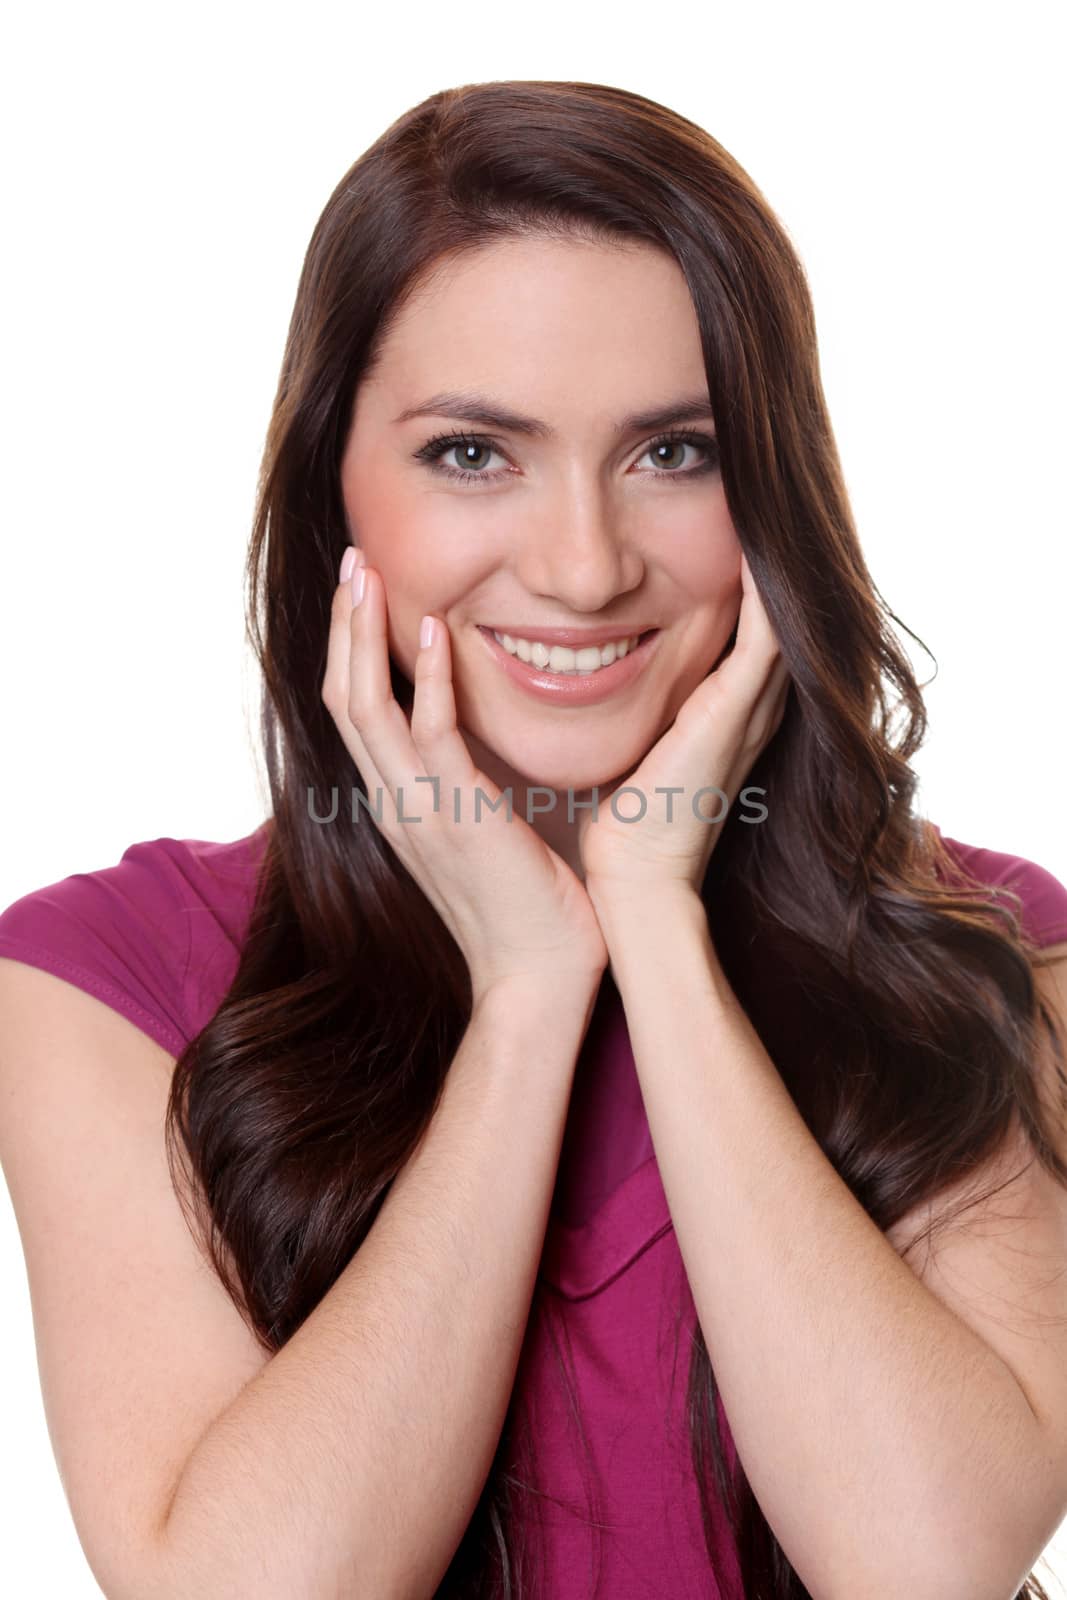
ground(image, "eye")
xmin=411 ymin=428 xmax=720 ymax=487
xmin=635 ymin=431 xmax=720 ymax=477
xmin=412 ymin=432 xmax=512 ymax=484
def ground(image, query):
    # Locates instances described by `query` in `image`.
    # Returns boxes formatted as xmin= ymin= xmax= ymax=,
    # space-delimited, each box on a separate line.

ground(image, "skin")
xmin=338 ymin=234 xmax=746 ymax=883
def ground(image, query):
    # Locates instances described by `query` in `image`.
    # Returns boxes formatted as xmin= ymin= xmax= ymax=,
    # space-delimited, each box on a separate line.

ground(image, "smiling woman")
xmin=338 ymin=232 xmax=748 ymax=877
xmin=1 ymin=77 xmax=1066 ymax=1600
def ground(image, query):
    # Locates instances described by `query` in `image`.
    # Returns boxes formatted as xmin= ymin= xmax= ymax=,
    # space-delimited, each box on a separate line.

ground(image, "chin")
xmin=457 ymin=708 xmax=656 ymax=789
xmin=489 ymin=748 xmax=647 ymax=800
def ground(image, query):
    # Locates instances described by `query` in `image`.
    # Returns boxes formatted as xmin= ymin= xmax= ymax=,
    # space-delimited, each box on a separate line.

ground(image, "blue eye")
xmin=411 ymin=429 xmax=720 ymax=486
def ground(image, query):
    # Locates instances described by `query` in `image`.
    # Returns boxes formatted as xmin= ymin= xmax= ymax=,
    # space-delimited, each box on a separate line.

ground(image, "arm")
xmin=594 ymin=886 xmax=1061 ymax=1600
xmin=149 ymin=973 xmax=598 ymax=1600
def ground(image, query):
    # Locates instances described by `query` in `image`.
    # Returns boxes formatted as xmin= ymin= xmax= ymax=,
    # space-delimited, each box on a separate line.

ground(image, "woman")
xmin=1 ymin=79 xmax=1066 ymax=1600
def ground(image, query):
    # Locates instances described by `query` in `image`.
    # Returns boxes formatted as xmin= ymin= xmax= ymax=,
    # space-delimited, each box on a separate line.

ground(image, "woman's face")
xmin=339 ymin=235 xmax=742 ymax=798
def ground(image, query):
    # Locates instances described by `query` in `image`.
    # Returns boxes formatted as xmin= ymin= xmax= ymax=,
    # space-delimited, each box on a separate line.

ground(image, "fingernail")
xmin=420 ymin=614 xmax=435 ymax=649
xmin=352 ymin=566 xmax=367 ymax=606
xmin=339 ymin=546 xmax=356 ymax=584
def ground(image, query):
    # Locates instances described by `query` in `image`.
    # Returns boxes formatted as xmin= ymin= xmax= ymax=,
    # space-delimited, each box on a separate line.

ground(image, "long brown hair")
xmin=163 ymin=80 xmax=1067 ymax=1598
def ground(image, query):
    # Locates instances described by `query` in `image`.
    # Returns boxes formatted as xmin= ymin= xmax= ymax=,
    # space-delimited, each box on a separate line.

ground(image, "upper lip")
xmin=481 ymin=623 xmax=657 ymax=647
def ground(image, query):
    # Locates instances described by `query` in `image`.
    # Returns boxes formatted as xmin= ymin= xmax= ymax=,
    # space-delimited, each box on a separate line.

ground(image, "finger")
xmin=408 ymin=616 xmax=488 ymax=804
xmin=323 ymin=547 xmax=364 ymax=712
xmin=735 ymin=553 xmax=780 ymax=661
xmin=322 ymin=552 xmax=391 ymax=811
xmin=753 ymin=658 xmax=793 ymax=746
xmin=696 ymin=601 xmax=788 ymax=748
xmin=714 ymin=554 xmax=781 ymax=705
xmin=345 ymin=564 xmax=433 ymax=822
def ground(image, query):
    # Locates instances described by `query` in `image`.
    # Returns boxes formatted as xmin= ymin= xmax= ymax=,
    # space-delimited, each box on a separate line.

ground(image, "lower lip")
xmin=476 ymin=626 xmax=661 ymax=705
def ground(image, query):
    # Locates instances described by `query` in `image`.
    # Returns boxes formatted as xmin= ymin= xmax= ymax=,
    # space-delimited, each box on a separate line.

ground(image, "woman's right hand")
xmin=321 ymin=547 xmax=609 ymax=1004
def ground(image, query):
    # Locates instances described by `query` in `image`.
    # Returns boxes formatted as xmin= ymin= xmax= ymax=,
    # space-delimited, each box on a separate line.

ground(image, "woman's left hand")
xmin=579 ymin=553 xmax=791 ymax=906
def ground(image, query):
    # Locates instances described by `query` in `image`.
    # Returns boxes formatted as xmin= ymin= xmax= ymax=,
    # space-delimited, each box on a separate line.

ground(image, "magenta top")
xmin=2 ymin=822 xmax=1066 ymax=1599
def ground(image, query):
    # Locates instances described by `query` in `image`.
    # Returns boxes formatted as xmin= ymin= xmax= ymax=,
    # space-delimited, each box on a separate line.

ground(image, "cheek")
xmin=684 ymin=559 xmax=743 ymax=647
xmin=659 ymin=506 xmax=740 ymax=592
xmin=354 ymin=505 xmax=460 ymax=600
xmin=703 ymin=542 xmax=744 ymax=631
xmin=347 ymin=509 xmax=433 ymax=610
xmin=685 ymin=561 xmax=744 ymax=675
xmin=372 ymin=545 xmax=469 ymax=681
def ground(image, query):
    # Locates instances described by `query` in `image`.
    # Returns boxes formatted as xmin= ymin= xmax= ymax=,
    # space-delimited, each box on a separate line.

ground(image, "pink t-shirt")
xmin=2 ymin=822 xmax=1066 ymax=1599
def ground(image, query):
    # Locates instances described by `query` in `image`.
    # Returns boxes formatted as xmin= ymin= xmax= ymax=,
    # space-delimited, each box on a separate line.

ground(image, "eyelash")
xmin=411 ymin=428 xmax=720 ymax=486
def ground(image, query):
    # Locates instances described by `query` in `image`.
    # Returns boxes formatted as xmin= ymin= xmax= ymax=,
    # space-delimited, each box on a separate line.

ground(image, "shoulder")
xmin=929 ymin=823 xmax=1067 ymax=954
xmin=0 ymin=821 xmax=272 ymax=1056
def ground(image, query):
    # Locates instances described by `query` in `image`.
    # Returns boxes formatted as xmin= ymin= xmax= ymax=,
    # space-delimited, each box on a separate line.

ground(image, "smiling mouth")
xmin=473 ymin=624 xmax=664 ymax=709
xmin=477 ymin=625 xmax=659 ymax=675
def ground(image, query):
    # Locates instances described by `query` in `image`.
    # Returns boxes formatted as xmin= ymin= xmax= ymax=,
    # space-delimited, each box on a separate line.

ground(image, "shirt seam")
xmin=0 ymin=935 xmax=188 ymax=1057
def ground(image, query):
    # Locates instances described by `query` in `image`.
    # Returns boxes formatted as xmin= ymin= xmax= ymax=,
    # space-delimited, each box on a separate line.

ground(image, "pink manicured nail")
xmin=420 ymin=614 xmax=435 ymax=650
xmin=352 ymin=566 xmax=367 ymax=606
xmin=339 ymin=546 xmax=356 ymax=584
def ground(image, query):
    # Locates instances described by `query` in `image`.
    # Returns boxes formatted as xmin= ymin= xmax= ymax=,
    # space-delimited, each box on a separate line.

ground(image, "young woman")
xmin=2 ymin=79 xmax=1066 ymax=1600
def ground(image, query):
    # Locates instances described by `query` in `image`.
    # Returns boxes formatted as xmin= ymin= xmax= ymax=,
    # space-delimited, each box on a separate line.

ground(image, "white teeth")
xmin=491 ymin=630 xmax=645 ymax=674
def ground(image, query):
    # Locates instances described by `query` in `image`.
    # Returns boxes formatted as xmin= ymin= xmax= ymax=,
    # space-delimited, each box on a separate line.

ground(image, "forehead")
xmin=363 ymin=236 xmax=707 ymax=415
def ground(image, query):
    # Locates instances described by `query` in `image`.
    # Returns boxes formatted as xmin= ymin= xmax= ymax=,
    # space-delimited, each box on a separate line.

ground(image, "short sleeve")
xmin=0 ymin=827 xmax=269 ymax=1058
xmin=934 ymin=828 xmax=1067 ymax=950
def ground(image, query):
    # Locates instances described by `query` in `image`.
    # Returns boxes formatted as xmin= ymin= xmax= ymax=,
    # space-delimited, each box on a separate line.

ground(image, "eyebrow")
xmin=392 ymin=390 xmax=716 ymax=439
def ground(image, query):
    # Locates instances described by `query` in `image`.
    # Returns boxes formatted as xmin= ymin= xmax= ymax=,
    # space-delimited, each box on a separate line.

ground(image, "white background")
xmin=1 ymin=0 xmax=1064 ymax=1592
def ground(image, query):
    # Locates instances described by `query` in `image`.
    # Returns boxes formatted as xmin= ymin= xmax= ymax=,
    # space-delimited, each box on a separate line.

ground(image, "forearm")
xmin=149 ymin=974 xmax=599 ymax=1600
xmin=596 ymin=887 xmax=1046 ymax=1600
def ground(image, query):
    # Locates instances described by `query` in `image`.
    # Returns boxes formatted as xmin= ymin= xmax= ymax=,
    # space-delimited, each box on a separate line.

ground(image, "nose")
xmin=512 ymin=488 xmax=645 ymax=614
